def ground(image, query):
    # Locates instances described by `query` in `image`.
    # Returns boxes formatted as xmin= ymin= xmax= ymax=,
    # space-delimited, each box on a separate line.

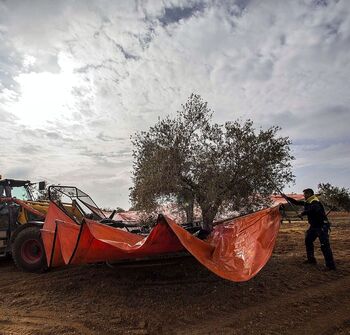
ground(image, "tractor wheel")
xmin=12 ymin=226 xmax=48 ymax=273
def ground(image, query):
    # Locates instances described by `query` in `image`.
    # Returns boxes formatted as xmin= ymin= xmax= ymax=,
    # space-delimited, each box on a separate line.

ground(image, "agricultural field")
xmin=0 ymin=214 xmax=349 ymax=335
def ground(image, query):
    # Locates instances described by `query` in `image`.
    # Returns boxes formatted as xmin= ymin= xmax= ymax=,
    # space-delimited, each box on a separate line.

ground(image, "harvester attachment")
xmin=40 ymin=186 xmax=281 ymax=282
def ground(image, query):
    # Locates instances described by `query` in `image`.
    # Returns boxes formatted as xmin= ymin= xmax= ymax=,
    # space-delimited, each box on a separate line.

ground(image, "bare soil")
xmin=1 ymin=215 xmax=349 ymax=335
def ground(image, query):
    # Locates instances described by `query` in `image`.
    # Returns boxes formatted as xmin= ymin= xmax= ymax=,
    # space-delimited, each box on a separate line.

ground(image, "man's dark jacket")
xmin=286 ymin=195 xmax=328 ymax=228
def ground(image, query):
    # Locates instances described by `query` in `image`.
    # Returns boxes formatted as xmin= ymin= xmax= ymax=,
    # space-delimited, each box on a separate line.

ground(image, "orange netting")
xmin=41 ymin=204 xmax=281 ymax=282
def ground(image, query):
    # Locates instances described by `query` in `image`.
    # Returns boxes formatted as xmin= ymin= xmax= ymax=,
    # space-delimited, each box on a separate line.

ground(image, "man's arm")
xmin=282 ymin=195 xmax=305 ymax=206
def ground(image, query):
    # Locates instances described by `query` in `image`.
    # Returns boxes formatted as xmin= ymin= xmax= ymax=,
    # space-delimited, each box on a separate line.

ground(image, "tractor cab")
xmin=0 ymin=178 xmax=46 ymax=257
xmin=0 ymin=179 xmax=33 ymax=200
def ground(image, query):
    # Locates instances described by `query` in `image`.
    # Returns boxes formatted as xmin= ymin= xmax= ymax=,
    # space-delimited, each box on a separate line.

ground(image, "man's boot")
xmin=321 ymin=244 xmax=336 ymax=270
xmin=303 ymin=257 xmax=317 ymax=265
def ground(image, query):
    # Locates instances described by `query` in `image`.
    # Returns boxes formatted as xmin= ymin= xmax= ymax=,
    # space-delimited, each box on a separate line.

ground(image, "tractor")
xmin=0 ymin=178 xmax=151 ymax=272
xmin=0 ymin=178 xmax=50 ymax=271
xmin=0 ymin=178 xmax=115 ymax=272
xmin=1 ymin=178 xmax=203 ymax=273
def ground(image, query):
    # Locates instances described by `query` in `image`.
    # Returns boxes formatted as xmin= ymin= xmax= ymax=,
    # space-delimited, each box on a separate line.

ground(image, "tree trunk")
xmin=200 ymin=203 xmax=220 ymax=231
xmin=178 ymin=190 xmax=195 ymax=224
xmin=184 ymin=199 xmax=194 ymax=223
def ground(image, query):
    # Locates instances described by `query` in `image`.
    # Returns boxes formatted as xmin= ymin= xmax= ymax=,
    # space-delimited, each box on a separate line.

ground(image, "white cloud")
xmin=0 ymin=0 xmax=350 ymax=208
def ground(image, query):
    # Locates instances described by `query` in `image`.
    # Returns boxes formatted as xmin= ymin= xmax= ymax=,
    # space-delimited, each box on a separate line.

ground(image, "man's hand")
xmin=281 ymin=193 xmax=292 ymax=203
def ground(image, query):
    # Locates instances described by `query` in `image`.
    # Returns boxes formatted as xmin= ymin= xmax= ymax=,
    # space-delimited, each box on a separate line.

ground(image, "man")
xmin=283 ymin=188 xmax=336 ymax=270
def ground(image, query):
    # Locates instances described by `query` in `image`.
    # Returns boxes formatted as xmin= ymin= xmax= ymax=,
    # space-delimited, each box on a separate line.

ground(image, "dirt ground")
xmin=1 ymin=214 xmax=349 ymax=335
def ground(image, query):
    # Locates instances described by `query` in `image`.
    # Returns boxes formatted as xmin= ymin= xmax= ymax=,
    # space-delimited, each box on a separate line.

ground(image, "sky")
xmin=1 ymin=0 xmax=350 ymax=209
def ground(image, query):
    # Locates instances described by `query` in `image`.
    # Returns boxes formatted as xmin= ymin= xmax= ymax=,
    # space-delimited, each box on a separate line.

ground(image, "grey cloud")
xmin=286 ymin=164 xmax=349 ymax=196
xmin=293 ymin=142 xmax=350 ymax=170
xmin=65 ymin=172 xmax=132 ymax=209
xmin=30 ymin=54 xmax=60 ymax=74
xmin=158 ymin=3 xmax=206 ymax=26
xmin=79 ymin=147 xmax=132 ymax=160
xmin=6 ymin=166 xmax=34 ymax=179
xmin=46 ymin=131 xmax=62 ymax=140
xmin=86 ymin=118 xmax=113 ymax=128
xmin=234 ymin=0 xmax=252 ymax=12
xmin=326 ymin=105 xmax=349 ymax=116
xmin=18 ymin=144 xmax=41 ymax=154
xmin=0 ymin=37 xmax=22 ymax=91
xmin=0 ymin=110 xmax=18 ymax=123
xmin=85 ymin=177 xmax=132 ymax=209
xmin=97 ymin=132 xmax=125 ymax=142
xmin=218 ymin=0 xmax=252 ymax=18
xmin=313 ymin=0 xmax=329 ymax=7
xmin=137 ymin=27 xmax=156 ymax=50
xmin=315 ymin=106 xmax=350 ymax=140
xmin=22 ymin=128 xmax=74 ymax=143
xmin=268 ymin=105 xmax=350 ymax=143
xmin=102 ymin=32 xmax=140 ymax=61
xmin=49 ymin=162 xmax=133 ymax=208
xmin=0 ymin=0 xmax=67 ymax=81
xmin=75 ymin=59 xmax=121 ymax=75
xmin=1 ymin=0 xmax=350 ymax=206
xmin=22 ymin=128 xmax=42 ymax=139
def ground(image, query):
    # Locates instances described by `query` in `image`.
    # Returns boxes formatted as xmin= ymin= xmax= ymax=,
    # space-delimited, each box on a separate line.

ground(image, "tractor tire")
xmin=11 ymin=226 xmax=48 ymax=273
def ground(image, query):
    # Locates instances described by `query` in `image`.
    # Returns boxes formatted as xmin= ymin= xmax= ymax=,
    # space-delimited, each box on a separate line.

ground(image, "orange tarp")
xmin=41 ymin=203 xmax=281 ymax=282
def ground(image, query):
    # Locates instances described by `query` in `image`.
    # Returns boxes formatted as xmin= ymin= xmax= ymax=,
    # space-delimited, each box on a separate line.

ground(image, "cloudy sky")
xmin=1 ymin=0 xmax=349 ymax=209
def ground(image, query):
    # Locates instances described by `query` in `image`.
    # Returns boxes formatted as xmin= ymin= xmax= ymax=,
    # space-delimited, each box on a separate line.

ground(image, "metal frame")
xmin=48 ymin=185 xmax=107 ymax=222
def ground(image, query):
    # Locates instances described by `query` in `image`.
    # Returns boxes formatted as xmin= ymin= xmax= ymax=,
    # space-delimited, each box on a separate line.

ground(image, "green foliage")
xmin=130 ymin=94 xmax=294 ymax=229
xmin=318 ymin=183 xmax=350 ymax=212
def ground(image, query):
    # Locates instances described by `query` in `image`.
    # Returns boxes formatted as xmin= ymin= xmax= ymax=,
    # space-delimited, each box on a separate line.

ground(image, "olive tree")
xmin=318 ymin=183 xmax=350 ymax=212
xmin=130 ymin=94 xmax=294 ymax=230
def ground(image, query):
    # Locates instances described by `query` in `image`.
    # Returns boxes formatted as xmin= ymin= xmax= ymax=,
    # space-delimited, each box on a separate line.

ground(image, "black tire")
xmin=11 ymin=226 xmax=48 ymax=273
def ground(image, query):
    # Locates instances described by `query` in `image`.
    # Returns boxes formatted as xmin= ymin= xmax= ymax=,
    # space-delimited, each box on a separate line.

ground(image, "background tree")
xmin=130 ymin=94 xmax=294 ymax=230
xmin=28 ymin=183 xmax=61 ymax=202
xmin=318 ymin=183 xmax=350 ymax=212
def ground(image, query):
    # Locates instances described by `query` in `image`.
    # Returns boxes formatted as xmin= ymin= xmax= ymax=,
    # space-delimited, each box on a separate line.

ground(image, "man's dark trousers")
xmin=305 ymin=224 xmax=335 ymax=268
